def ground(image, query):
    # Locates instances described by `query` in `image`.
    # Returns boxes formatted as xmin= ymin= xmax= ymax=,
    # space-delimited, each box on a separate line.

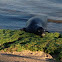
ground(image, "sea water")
xmin=0 ymin=0 xmax=62 ymax=32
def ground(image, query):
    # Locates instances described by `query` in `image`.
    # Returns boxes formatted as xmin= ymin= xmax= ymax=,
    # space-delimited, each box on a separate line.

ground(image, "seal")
xmin=21 ymin=16 xmax=47 ymax=37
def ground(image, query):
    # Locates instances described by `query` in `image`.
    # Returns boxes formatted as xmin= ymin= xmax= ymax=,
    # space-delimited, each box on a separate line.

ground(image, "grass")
xmin=0 ymin=29 xmax=62 ymax=61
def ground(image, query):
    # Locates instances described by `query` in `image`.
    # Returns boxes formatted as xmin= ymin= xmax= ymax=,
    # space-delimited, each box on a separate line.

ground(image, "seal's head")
xmin=37 ymin=27 xmax=45 ymax=37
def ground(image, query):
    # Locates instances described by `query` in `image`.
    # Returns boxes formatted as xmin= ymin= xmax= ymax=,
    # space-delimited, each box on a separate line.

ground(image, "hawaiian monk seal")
xmin=22 ymin=16 xmax=47 ymax=37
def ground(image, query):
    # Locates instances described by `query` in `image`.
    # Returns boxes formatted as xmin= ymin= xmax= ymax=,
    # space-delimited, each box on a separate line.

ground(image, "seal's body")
xmin=23 ymin=16 xmax=47 ymax=37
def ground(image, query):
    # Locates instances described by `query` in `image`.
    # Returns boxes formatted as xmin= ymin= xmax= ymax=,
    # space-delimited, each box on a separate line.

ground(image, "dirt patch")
xmin=0 ymin=50 xmax=57 ymax=62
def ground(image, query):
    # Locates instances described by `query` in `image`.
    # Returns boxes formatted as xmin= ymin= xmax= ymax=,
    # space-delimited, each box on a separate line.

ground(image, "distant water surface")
xmin=0 ymin=0 xmax=62 ymax=32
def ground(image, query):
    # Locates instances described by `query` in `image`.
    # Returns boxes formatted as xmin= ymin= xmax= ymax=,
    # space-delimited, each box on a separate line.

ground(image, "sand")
xmin=0 ymin=50 xmax=57 ymax=62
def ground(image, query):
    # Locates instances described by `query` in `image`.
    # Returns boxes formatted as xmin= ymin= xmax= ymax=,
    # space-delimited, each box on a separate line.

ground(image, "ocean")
xmin=0 ymin=0 xmax=62 ymax=33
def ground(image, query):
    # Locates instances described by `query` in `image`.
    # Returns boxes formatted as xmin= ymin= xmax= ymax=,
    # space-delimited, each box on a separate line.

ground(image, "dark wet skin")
xmin=20 ymin=27 xmax=47 ymax=37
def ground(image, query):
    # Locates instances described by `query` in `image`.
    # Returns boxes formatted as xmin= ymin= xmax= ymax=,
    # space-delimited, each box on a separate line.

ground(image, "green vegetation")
xmin=0 ymin=29 xmax=62 ymax=61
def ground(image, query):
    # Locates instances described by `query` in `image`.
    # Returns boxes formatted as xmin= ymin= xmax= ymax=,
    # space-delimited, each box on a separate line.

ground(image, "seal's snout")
xmin=41 ymin=29 xmax=46 ymax=37
xmin=37 ymin=27 xmax=46 ymax=37
xmin=41 ymin=33 xmax=45 ymax=37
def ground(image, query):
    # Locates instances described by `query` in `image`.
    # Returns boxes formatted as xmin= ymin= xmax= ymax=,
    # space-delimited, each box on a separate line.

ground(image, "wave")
xmin=0 ymin=0 xmax=62 ymax=32
xmin=0 ymin=0 xmax=62 ymax=20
